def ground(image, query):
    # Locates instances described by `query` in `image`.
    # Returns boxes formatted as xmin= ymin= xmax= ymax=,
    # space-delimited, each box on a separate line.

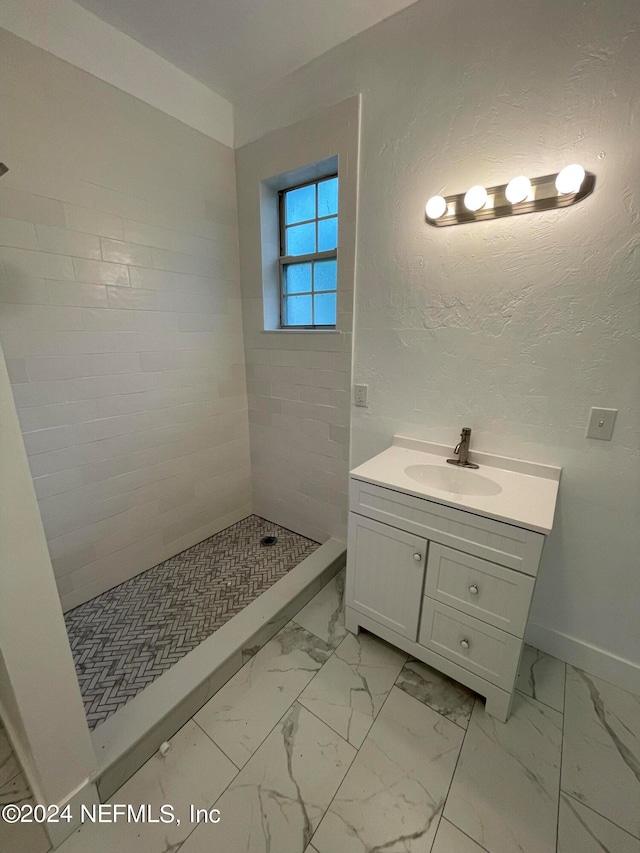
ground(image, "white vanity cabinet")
xmin=345 ymin=467 xmax=555 ymax=722
xmin=347 ymin=514 xmax=426 ymax=640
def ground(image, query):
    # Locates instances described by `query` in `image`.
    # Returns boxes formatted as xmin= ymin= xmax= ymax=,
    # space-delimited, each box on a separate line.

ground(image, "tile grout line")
xmin=439 ymin=818 xmax=493 ymax=853
xmin=558 ymin=665 xmax=640 ymax=842
xmin=298 ymin=645 xmax=410 ymax=751
xmin=192 ymin=717 xmax=241 ymax=772
xmin=394 ymin=670 xmax=476 ymax=733
xmin=174 ymin=614 xmax=348 ymax=819
xmin=290 ymin=615 xmax=334 ymax=648
xmin=291 ymin=702 xmax=358 ymax=755
xmin=175 ymin=629 xmax=356 ymax=853
xmin=560 ymin=790 xmax=640 ymax=843
xmin=430 ymin=696 xmax=482 ymax=853
xmin=514 ymin=686 xmax=564 ymax=716
xmin=0 ymin=749 xmax=24 ymax=790
xmin=555 ymin=661 xmax=567 ymax=853
xmin=305 ymin=668 xmax=406 ymax=851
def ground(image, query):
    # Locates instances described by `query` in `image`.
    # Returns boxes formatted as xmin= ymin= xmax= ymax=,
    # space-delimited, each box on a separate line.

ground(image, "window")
xmin=279 ymin=175 xmax=338 ymax=328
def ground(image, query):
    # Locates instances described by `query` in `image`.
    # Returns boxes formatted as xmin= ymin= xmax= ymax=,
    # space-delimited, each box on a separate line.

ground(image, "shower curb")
xmin=91 ymin=537 xmax=346 ymax=801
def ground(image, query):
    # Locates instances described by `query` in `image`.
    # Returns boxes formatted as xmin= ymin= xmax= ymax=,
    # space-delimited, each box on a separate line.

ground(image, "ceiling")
xmin=74 ymin=0 xmax=419 ymax=102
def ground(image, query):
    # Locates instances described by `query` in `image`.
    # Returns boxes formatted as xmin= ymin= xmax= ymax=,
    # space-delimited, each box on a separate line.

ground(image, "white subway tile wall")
xmin=235 ymin=98 xmax=359 ymax=544
xmin=0 ymin=30 xmax=251 ymax=611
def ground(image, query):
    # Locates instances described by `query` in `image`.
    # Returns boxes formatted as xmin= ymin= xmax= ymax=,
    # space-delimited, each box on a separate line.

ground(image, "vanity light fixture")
xmin=425 ymin=165 xmax=594 ymax=226
xmin=463 ymin=185 xmax=488 ymax=212
xmin=555 ymin=163 xmax=586 ymax=194
xmin=425 ymin=195 xmax=447 ymax=219
xmin=505 ymin=175 xmax=532 ymax=204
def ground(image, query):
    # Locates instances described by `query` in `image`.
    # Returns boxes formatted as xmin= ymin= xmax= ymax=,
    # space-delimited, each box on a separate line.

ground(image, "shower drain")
xmin=260 ymin=535 xmax=278 ymax=546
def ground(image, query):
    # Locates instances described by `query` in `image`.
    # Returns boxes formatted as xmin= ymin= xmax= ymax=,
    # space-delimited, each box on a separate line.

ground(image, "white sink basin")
xmin=404 ymin=464 xmax=503 ymax=496
xmin=350 ymin=438 xmax=561 ymax=533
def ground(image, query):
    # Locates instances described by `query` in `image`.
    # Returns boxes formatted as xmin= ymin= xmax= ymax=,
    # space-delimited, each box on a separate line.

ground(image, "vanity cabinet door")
xmin=346 ymin=513 xmax=427 ymax=640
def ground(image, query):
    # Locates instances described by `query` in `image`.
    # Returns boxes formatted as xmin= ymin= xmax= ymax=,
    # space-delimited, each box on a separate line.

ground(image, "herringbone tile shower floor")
xmin=64 ymin=515 xmax=319 ymax=729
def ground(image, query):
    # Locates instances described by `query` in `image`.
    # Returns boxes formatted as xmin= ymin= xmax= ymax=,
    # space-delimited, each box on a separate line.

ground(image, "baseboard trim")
xmin=525 ymin=622 xmax=640 ymax=696
xmin=47 ymin=777 xmax=100 ymax=849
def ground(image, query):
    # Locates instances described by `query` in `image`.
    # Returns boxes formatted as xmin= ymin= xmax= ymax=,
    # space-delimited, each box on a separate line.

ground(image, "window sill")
xmin=261 ymin=329 xmax=342 ymax=334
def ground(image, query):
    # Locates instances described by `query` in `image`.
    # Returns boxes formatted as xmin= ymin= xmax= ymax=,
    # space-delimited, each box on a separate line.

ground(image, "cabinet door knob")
xmin=460 ymin=638 xmax=470 ymax=650
xmin=468 ymin=584 xmax=479 ymax=595
xmin=413 ymin=552 xmax=422 ymax=562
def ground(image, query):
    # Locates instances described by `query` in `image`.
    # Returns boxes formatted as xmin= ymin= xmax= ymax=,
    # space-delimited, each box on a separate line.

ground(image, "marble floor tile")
xmin=0 ymin=768 xmax=31 ymax=806
xmin=57 ymin=720 xmax=236 ymax=853
xmin=0 ymin=728 xmax=20 ymax=788
xmin=562 ymin=666 xmax=640 ymax=840
xmin=298 ymin=630 xmax=407 ymax=747
xmin=312 ymin=686 xmax=464 ymax=853
xmin=396 ymin=657 xmax=477 ymax=729
xmin=444 ymin=691 xmax=562 ymax=853
xmin=181 ymin=702 xmax=355 ymax=853
xmin=558 ymin=793 xmax=640 ymax=853
xmin=293 ymin=569 xmax=347 ymax=648
xmin=0 ymin=771 xmax=51 ymax=853
xmin=516 ymin=644 xmax=566 ymax=712
xmin=194 ymin=621 xmax=333 ymax=768
xmin=432 ymin=819 xmax=488 ymax=853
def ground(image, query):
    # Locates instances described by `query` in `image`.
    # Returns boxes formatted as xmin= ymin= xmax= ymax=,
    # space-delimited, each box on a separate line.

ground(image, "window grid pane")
xmin=286 ymin=221 xmax=316 ymax=256
xmin=318 ymin=177 xmax=338 ymax=217
xmin=282 ymin=259 xmax=336 ymax=326
xmin=314 ymin=259 xmax=337 ymax=292
xmin=285 ymin=183 xmax=316 ymax=225
xmin=283 ymin=262 xmax=312 ymax=294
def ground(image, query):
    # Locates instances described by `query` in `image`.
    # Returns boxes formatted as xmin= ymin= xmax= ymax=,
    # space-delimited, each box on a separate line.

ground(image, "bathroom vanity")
xmin=345 ymin=436 xmax=561 ymax=721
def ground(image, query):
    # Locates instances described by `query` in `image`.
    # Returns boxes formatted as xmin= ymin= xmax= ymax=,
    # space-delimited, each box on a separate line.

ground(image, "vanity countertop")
xmin=350 ymin=436 xmax=561 ymax=534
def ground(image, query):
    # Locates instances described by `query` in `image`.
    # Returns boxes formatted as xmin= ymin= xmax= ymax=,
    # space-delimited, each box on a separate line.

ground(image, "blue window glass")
xmin=314 ymin=292 xmax=337 ymax=325
xmin=285 ymin=184 xmax=315 ymax=224
xmin=318 ymin=178 xmax=338 ymax=217
xmin=286 ymin=222 xmax=316 ymax=256
xmin=283 ymin=263 xmax=311 ymax=294
xmin=318 ymin=217 xmax=337 ymax=251
xmin=283 ymin=294 xmax=312 ymax=326
xmin=280 ymin=175 xmax=338 ymax=327
xmin=314 ymin=259 xmax=337 ymax=291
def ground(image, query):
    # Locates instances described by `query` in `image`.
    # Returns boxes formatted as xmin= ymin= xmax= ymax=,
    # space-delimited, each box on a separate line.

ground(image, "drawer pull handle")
xmin=460 ymin=638 xmax=471 ymax=650
xmin=468 ymin=584 xmax=479 ymax=595
xmin=413 ymin=553 xmax=422 ymax=562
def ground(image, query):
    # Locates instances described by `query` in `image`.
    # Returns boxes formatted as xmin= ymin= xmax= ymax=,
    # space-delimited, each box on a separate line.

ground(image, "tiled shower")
xmin=0 ymin=29 xmax=252 ymax=614
xmin=65 ymin=516 xmax=319 ymax=728
xmin=0 ymin=30 xmax=355 ymax=739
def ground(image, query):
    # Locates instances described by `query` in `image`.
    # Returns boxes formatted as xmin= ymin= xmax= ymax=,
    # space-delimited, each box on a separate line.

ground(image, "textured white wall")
xmin=234 ymin=0 xmax=640 ymax=687
xmin=0 ymin=30 xmax=251 ymax=611
xmin=235 ymin=98 xmax=359 ymax=544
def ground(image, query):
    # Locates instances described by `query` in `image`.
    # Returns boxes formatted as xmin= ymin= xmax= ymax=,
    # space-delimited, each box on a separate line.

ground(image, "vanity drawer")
xmin=424 ymin=544 xmax=534 ymax=636
xmin=350 ymin=478 xmax=544 ymax=576
xmin=418 ymin=598 xmax=521 ymax=690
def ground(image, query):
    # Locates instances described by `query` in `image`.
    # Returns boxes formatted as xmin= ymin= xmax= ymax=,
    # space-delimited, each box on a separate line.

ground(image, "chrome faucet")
xmin=447 ymin=427 xmax=479 ymax=469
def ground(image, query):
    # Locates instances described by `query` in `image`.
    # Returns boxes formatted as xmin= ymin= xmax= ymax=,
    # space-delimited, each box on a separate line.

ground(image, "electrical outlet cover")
xmin=354 ymin=384 xmax=368 ymax=407
xmin=586 ymin=407 xmax=617 ymax=440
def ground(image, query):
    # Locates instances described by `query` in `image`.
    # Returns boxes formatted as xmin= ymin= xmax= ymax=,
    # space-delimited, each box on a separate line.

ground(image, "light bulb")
xmin=425 ymin=195 xmax=447 ymax=219
xmin=463 ymin=185 xmax=488 ymax=212
xmin=555 ymin=164 xmax=585 ymax=195
xmin=505 ymin=175 xmax=531 ymax=204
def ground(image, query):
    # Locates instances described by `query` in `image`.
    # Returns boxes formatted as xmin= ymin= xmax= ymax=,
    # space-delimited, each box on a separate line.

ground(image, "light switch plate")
xmin=354 ymin=384 xmax=368 ymax=407
xmin=586 ymin=407 xmax=617 ymax=440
